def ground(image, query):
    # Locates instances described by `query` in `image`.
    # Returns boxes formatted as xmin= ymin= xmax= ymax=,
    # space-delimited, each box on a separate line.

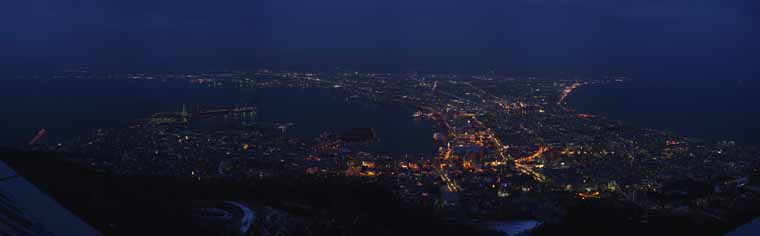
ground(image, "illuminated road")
xmin=438 ymin=170 xmax=461 ymax=192
xmin=436 ymin=143 xmax=460 ymax=192
xmin=458 ymin=82 xmax=548 ymax=182
xmin=429 ymin=103 xmax=460 ymax=193
xmin=515 ymin=146 xmax=549 ymax=164
xmin=432 ymin=83 xmax=550 ymax=190
xmin=513 ymin=146 xmax=548 ymax=182
xmin=514 ymin=162 xmax=546 ymax=182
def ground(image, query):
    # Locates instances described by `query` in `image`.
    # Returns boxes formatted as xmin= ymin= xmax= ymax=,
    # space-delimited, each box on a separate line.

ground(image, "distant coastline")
xmin=566 ymin=79 xmax=760 ymax=147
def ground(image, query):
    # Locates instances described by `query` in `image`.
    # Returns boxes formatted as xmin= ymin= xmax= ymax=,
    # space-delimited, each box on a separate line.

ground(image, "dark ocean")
xmin=4 ymin=77 xmax=759 ymax=152
xmin=567 ymin=79 xmax=760 ymax=147
xmin=0 ymin=79 xmax=434 ymax=154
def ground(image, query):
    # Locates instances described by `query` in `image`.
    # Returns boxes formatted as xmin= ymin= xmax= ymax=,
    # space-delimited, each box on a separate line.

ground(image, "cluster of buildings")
xmin=38 ymin=71 xmax=760 ymax=225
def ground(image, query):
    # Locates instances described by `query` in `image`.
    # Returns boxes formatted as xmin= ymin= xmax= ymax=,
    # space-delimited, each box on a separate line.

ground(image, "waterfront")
xmin=567 ymin=79 xmax=760 ymax=146
xmin=5 ymin=72 xmax=760 ymax=235
xmin=0 ymin=79 xmax=434 ymax=154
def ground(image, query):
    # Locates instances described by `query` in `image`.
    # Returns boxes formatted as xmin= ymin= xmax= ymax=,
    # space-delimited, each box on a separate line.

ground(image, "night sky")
xmin=2 ymin=0 xmax=758 ymax=78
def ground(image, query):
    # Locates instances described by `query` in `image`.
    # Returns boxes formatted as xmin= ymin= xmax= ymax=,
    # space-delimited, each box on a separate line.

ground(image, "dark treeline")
xmin=2 ymin=148 xmax=757 ymax=236
xmin=0 ymin=148 xmax=491 ymax=236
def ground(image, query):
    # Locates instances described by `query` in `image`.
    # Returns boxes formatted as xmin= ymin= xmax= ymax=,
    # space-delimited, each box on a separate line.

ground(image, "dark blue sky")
xmin=2 ymin=0 xmax=758 ymax=78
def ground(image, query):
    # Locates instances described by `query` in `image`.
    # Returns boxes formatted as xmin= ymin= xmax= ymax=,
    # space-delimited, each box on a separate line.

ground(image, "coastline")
xmin=564 ymin=79 xmax=760 ymax=147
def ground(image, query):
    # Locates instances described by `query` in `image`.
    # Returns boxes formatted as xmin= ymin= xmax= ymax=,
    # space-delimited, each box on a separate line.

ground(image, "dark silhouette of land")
xmin=2 ymin=148 xmax=757 ymax=236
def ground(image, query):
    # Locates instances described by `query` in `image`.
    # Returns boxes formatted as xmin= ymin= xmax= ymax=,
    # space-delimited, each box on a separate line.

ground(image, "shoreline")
xmin=562 ymin=80 xmax=759 ymax=147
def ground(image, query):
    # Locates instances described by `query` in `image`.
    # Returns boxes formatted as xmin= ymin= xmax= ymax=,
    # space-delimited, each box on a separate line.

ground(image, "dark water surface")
xmin=0 ymin=79 xmax=434 ymax=154
xmin=567 ymin=79 xmax=760 ymax=146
